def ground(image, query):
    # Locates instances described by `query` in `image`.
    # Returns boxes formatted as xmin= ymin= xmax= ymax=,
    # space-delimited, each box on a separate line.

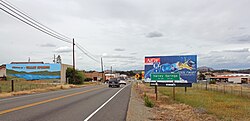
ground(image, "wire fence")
xmin=194 ymin=82 xmax=250 ymax=98
xmin=0 ymin=79 xmax=60 ymax=93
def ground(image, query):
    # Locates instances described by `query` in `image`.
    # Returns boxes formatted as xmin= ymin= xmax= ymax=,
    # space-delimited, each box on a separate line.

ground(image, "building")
xmin=0 ymin=65 xmax=6 ymax=80
xmin=60 ymin=64 xmax=72 ymax=83
xmin=84 ymin=71 xmax=104 ymax=81
xmin=208 ymin=74 xmax=250 ymax=84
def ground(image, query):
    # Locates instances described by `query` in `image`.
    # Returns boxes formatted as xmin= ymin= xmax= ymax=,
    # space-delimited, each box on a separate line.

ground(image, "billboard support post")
xmin=185 ymin=87 xmax=187 ymax=93
xmin=155 ymin=80 xmax=158 ymax=100
xmin=173 ymin=80 xmax=175 ymax=100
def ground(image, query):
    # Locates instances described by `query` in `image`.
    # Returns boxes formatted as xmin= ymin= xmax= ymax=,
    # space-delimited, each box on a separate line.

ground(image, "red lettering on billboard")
xmin=145 ymin=58 xmax=160 ymax=65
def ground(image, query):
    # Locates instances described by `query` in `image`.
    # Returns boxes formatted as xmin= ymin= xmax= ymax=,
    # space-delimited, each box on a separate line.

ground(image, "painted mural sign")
xmin=6 ymin=64 xmax=61 ymax=80
xmin=144 ymin=55 xmax=197 ymax=83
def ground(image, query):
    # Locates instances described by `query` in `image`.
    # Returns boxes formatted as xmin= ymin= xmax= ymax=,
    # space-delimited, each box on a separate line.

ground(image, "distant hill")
xmin=198 ymin=66 xmax=214 ymax=72
xmin=238 ymin=69 xmax=250 ymax=74
xmin=210 ymin=69 xmax=250 ymax=74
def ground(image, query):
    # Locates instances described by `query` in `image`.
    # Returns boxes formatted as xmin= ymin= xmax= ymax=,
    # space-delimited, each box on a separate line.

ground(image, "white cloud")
xmin=114 ymin=48 xmax=125 ymax=51
xmin=145 ymin=31 xmax=163 ymax=38
xmin=54 ymin=46 xmax=71 ymax=53
xmin=40 ymin=43 xmax=56 ymax=47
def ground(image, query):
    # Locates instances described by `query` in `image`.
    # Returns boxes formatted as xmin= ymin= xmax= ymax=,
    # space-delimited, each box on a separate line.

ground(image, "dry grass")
xmin=159 ymin=86 xmax=250 ymax=121
xmin=0 ymin=84 xmax=76 ymax=98
xmin=135 ymin=83 xmax=219 ymax=121
xmin=0 ymin=81 xmax=99 ymax=98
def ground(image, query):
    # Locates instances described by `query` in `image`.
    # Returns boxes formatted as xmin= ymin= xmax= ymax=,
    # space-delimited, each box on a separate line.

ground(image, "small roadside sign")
xmin=151 ymin=73 xmax=180 ymax=81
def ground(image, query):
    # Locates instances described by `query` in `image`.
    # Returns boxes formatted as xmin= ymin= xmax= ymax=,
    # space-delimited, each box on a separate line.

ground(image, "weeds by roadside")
xmin=144 ymin=93 xmax=154 ymax=108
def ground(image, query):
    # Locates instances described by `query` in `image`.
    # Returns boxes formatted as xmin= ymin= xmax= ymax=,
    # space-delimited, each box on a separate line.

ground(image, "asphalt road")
xmin=0 ymin=83 xmax=132 ymax=121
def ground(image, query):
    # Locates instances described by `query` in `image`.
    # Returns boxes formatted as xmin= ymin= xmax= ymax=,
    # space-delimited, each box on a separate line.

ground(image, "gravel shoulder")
xmin=126 ymin=83 xmax=156 ymax=121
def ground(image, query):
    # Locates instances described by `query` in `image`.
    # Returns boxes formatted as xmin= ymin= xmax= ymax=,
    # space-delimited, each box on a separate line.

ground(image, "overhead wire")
xmin=1 ymin=0 xmax=72 ymax=41
xmin=0 ymin=0 xmax=101 ymax=64
xmin=0 ymin=0 xmax=72 ymax=43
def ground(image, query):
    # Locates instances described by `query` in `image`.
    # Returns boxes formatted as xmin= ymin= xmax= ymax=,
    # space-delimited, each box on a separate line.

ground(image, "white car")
xmin=119 ymin=80 xmax=126 ymax=85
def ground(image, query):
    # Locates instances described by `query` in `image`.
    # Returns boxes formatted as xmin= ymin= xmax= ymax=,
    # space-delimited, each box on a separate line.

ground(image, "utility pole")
xmin=101 ymin=57 xmax=104 ymax=83
xmin=53 ymin=54 xmax=56 ymax=63
xmin=73 ymin=38 xmax=75 ymax=83
xmin=111 ymin=66 xmax=112 ymax=74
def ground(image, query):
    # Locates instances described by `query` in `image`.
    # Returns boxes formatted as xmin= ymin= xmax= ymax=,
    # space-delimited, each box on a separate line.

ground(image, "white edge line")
xmin=84 ymin=84 xmax=130 ymax=121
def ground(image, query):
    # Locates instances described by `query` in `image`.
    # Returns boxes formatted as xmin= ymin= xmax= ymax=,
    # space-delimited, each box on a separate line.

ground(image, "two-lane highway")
xmin=0 ymin=83 xmax=131 ymax=121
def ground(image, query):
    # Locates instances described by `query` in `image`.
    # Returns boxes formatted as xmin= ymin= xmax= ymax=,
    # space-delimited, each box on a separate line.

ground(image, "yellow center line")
xmin=0 ymin=86 xmax=105 ymax=115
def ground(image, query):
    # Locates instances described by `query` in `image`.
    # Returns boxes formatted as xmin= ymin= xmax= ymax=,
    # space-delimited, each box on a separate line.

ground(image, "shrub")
xmin=84 ymin=78 xmax=93 ymax=82
xmin=209 ymin=80 xmax=216 ymax=84
xmin=144 ymin=95 xmax=154 ymax=108
xmin=66 ymin=68 xmax=85 ymax=85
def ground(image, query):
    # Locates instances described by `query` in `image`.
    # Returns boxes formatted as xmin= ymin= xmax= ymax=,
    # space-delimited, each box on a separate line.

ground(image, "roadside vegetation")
xmin=66 ymin=68 xmax=85 ymax=84
xmin=144 ymin=93 xmax=154 ymax=108
xmin=158 ymin=85 xmax=250 ymax=120
xmin=0 ymin=77 xmax=57 ymax=93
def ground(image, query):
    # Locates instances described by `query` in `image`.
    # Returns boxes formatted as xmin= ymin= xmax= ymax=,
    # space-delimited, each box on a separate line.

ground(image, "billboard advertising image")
xmin=144 ymin=55 xmax=197 ymax=83
xmin=6 ymin=64 xmax=61 ymax=80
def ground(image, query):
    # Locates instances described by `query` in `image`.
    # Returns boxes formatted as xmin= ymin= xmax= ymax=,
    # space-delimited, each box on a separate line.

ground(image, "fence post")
xmin=231 ymin=86 xmax=233 ymax=94
xmin=223 ymin=85 xmax=226 ymax=94
xmin=11 ymin=80 xmax=14 ymax=92
xmin=240 ymin=87 xmax=242 ymax=97
xmin=205 ymin=81 xmax=208 ymax=90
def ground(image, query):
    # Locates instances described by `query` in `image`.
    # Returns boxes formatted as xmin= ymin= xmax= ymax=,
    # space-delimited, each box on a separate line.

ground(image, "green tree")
xmin=66 ymin=68 xmax=85 ymax=84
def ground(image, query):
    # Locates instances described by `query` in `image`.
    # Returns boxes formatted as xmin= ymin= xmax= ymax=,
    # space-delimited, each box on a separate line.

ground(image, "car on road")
xmin=108 ymin=78 xmax=120 ymax=88
xmin=119 ymin=80 xmax=126 ymax=85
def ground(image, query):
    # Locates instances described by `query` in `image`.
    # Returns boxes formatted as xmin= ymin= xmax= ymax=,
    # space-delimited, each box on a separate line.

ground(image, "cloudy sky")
xmin=0 ymin=0 xmax=250 ymax=71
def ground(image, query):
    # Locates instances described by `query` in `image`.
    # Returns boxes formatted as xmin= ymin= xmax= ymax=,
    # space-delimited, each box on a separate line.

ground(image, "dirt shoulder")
xmin=0 ymin=84 xmax=97 ymax=98
xmin=126 ymin=83 xmax=156 ymax=121
xmin=127 ymin=83 xmax=220 ymax=121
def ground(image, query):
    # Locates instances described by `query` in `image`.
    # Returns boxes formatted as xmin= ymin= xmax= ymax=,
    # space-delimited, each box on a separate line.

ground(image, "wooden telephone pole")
xmin=73 ymin=38 xmax=75 ymax=83
xmin=101 ymin=57 xmax=104 ymax=83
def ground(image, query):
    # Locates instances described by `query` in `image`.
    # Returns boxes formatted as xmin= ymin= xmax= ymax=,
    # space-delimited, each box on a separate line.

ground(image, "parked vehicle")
xmin=108 ymin=78 xmax=120 ymax=88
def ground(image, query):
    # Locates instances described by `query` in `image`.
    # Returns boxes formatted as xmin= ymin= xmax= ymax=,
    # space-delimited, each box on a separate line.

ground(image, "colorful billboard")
xmin=144 ymin=55 xmax=197 ymax=83
xmin=6 ymin=64 xmax=61 ymax=80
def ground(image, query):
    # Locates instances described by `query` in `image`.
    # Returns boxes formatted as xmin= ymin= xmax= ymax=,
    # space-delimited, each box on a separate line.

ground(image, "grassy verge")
xmin=158 ymin=86 xmax=250 ymax=120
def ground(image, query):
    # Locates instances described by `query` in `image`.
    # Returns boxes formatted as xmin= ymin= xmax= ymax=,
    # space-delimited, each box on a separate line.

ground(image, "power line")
xmin=0 ymin=0 xmax=72 ymax=40
xmin=0 ymin=1 xmax=72 ymax=43
xmin=0 ymin=0 xmax=101 ymax=63
xmin=75 ymin=44 xmax=100 ymax=63
xmin=75 ymin=42 xmax=98 ymax=58
xmin=0 ymin=6 xmax=71 ymax=43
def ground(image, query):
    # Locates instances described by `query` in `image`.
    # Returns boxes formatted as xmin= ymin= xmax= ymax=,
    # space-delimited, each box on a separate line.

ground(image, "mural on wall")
xmin=6 ymin=64 xmax=61 ymax=80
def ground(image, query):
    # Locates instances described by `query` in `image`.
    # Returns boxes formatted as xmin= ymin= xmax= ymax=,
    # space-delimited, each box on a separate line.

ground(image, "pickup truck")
xmin=108 ymin=78 xmax=120 ymax=88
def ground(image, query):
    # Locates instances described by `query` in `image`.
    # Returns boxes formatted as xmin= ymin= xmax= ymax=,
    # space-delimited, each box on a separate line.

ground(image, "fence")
xmin=0 ymin=79 xmax=60 ymax=93
xmin=194 ymin=82 xmax=250 ymax=98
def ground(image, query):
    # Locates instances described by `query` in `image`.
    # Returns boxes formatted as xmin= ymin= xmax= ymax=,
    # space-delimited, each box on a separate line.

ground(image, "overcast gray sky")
xmin=1 ymin=0 xmax=250 ymax=71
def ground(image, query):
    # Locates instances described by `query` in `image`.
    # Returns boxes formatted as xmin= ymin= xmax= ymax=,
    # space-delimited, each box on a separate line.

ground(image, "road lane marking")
xmin=84 ymin=84 xmax=130 ymax=121
xmin=0 ymin=86 xmax=105 ymax=115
